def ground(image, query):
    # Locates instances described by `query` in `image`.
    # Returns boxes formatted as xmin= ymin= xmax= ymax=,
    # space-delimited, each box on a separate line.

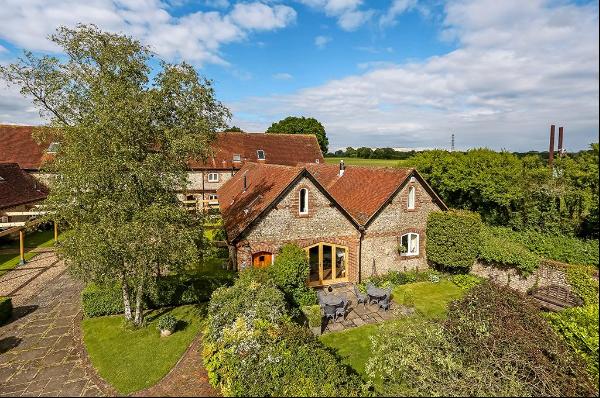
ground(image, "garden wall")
xmin=471 ymin=260 xmax=572 ymax=293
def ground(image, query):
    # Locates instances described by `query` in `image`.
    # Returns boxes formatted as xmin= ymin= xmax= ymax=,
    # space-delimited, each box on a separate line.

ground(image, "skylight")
xmin=257 ymin=150 xmax=265 ymax=160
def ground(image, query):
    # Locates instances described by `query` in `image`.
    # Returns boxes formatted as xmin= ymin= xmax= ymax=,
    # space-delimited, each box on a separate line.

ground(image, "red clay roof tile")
xmin=0 ymin=163 xmax=49 ymax=210
xmin=0 ymin=125 xmax=49 ymax=170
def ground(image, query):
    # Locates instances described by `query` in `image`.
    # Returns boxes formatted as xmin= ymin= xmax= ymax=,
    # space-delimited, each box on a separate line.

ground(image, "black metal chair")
xmin=335 ymin=299 xmax=350 ymax=321
xmin=323 ymin=304 xmax=336 ymax=323
xmin=354 ymin=285 xmax=367 ymax=307
xmin=379 ymin=295 xmax=391 ymax=311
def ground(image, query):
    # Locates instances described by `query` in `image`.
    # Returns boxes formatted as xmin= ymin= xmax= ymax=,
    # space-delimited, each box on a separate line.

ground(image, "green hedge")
xmin=565 ymin=265 xmax=599 ymax=306
xmin=478 ymin=226 xmax=541 ymax=275
xmin=82 ymin=272 xmax=236 ymax=318
xmin=0 ymin=296 xmax=12 ymax=325
xmin=427 ymin=210 xmax=482 ymax=270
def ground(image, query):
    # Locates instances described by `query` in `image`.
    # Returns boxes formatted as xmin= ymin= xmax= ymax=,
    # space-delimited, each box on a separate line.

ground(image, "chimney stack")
xmin=558 ymin=126 xmax=564 ymax=157
xmin=243 ymin=174 xmax=247 ymax=191
xmin=549 ymin=125 xmax=555 ymax=167
xmin=339 ymin=159 xmax=345 ymax=177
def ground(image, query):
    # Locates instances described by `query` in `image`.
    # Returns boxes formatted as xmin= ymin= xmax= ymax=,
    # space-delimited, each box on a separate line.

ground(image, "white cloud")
xmin=298 ymin=0 xmax=373 ymax=31
xmin=0 ymin=0 xmax=296 ymax=64
xmin=379 ymin=0 xmax=417 ymax=28
xmin=273 ymin=72 xmax=293 ymax=80
xmin=204 ymin=0 xmax=230 ymax=8
xmin=314 ymin=35 xmax=331 ymax=49
xmin=233 ymin=0 xmax=600 ymax=151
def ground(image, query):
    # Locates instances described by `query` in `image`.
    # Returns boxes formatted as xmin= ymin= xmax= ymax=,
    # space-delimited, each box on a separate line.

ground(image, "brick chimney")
xmin=549 ymin=125 xmax=555 ymax=167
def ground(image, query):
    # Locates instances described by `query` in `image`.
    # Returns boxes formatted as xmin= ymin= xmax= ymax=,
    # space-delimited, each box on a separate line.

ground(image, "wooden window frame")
xmin=305 ymin=242 xmax=349 ymax=287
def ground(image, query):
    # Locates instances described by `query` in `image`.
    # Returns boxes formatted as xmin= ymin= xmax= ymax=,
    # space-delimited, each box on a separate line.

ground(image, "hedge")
xmin=426 ymin=210 xmax=482 ymax=270
xmin=82 ymin=272 xmax=235 ymax=318
xmin=478 ymin=226 xmax=541 ymax=275
xmin=0 ymin=296 xmax=12 ymax=325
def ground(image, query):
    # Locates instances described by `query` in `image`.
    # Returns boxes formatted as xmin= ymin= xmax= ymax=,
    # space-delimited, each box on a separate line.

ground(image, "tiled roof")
xmin=188 ymin=132 xmax=324 ymax=169
xmin=0 ymin=125 xmax=51 ymax=171
xmin=0 ymin=163 xmax=49 ymax=210
xmin=218 ymin=162 xmax=303 ymax=241
xmin=218 ymin=162 xmax=446 ymax=241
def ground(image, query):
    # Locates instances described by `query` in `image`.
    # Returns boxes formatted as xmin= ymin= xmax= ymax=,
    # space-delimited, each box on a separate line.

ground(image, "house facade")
xmin=0 ymin=163 xmax=49 ymax=227
xmin=218 ymin=161 xmax=447 ymax=286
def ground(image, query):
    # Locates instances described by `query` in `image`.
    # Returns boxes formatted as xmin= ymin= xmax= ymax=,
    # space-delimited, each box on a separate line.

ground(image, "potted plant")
xmin=398 ymin=244 xmax=407 ymax=255
xmin=302 ymin=304 xmax=323 ymax=336
xmin=157 ymin=314 xmax=177 ymax=337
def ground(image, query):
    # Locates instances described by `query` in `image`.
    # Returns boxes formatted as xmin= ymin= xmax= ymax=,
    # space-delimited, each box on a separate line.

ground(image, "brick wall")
xmin=361 ymin=179 xmax=441 ymax=277
xmin=186 ymin=170 xmax=234 ymax=193
xmin=471 ymin=260 xmax=571 ymax=293
xmin=235 ymin=176 xmax=361 ymax=281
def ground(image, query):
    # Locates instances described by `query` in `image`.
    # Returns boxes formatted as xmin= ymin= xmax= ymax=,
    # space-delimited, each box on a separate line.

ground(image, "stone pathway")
xmin=318 ymin=284 xmax=411 ymax=333
xmin=132 ymin=335 xmax=220 ymax=397
xmin=0 ymin=257 xmax=114 ymax=397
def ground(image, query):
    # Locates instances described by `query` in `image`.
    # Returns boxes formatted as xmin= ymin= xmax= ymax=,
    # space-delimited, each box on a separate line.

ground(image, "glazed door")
xmin=305 ymin=243 xmax=348 ymax=286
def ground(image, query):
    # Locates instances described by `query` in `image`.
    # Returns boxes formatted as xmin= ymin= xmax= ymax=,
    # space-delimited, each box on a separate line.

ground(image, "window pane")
xmin=299 ymin=189 xmax=307 ymax=213
xmin=409 ymin=234 xmax=418 ymax=254
xmin=401 ymin=234 xmax=408 ymax=253
xmin=322 ymin=245 xmax=333 ymax=281
xmin=408 ymin=186 xmax=415 ymax=209
xmin=335 ymin=247 xmax=346 ymax=279
xmin=309 ymin=246 xmax=319 ymax=282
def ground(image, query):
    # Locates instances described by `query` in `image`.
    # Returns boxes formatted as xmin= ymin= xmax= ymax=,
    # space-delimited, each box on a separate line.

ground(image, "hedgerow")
xmin=478 ymin=226 xmax=541 ymax=275
xmin=565 ymin=265 xmax=599 ymax=306
xmin=0 ymin=296 xmax=12 ymax=325
xmin=426 ymin=210 xmax=482 ymax=271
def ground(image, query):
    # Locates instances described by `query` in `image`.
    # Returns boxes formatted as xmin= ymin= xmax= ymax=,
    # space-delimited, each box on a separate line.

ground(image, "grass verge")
xmin=82 ymin=304 xmax=204 ymax=394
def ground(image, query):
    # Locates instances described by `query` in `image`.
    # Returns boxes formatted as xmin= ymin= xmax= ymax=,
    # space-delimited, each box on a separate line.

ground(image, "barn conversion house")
xmin=218 ymin=161 xmax=447 ymax=286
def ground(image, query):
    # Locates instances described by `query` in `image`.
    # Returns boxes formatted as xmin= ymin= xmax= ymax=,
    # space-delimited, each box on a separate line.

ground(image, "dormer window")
xmin=408 ymin=186 xmax=416 ymax=209
xmin=208 ymin=172 xmax=219 ymax=182
xmin=299 ymin=188 xmax=308 ymax=215
xmin=233 ymin=154 xmax=241 ymax=162
xmin=47 ymin=142 xmax=60 ymax=153
xmin=257 ymin=150 xmax=265 ymax=160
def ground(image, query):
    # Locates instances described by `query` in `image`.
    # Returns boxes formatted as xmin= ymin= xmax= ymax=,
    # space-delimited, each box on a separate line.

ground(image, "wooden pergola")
xmin=0 ymin=212 xmax=59 ymax=265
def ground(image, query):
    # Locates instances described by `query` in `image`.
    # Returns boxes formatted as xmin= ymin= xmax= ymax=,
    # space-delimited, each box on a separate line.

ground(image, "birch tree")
xmin=0 ymin=24 xmax=230 ymax=325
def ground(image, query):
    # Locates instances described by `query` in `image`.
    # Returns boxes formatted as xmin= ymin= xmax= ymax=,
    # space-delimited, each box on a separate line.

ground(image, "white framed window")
xmin=408 ymin=186 xmax=416 ymax=209
xmin=208 ymin=194 xmax=218 ymax=200
xmin=1 ymin=216 xmax=8 ymax=223
xmin=233 ymin=154 xmax=241 ymax=162
xmin=207 ymin=172 xmax=219 ymax=182
xmin=400 ymin=233 xmax=419 ymax=256
xmin=257 ymin=150 xmax=265 ymax=160
xmin=299 ymin=188 xmax=308 ymax=214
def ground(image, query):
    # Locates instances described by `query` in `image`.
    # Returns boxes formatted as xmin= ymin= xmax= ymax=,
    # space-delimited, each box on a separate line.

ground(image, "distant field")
xmin=324 ymin=157 xmax=411 ymax=167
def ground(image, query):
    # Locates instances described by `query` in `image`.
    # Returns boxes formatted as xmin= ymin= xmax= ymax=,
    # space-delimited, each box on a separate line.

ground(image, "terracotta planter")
xmin=160 ymin=329 xmax=172 ymax=337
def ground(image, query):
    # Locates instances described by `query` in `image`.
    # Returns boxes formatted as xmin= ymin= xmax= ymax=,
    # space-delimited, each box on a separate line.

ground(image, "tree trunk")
xmin=121 ymin=272 xmax=133 ymax=321
xmin=133 ymin=273 xmax=145 ymax=326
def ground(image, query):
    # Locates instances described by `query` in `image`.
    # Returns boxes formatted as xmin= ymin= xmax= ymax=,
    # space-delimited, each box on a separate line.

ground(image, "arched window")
xmin=400 ymin=233 xmax=419 ymax=256
xmin=299 ymin=188 xmax=308 ymax=214
xmin=408 ymin=186 xmax=416 ymax=209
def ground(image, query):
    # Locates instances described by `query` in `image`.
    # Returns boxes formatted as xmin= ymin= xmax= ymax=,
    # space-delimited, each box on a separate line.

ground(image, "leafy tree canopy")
xmin=0 ymin=24 xmax=230 ymax=325
xmin=266 ymin=116 xmax=328 ymax=153
xmin=222 ymin=125 xmax=245 ymax=133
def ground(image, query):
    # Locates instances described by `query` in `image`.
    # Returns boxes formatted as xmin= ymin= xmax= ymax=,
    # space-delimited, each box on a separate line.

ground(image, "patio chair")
xmin=323 ymin=304 xmax=337 ymax=323
xmin=379 ymin=295 xmax=391 ymax=311
xmin=317 ymin=289 xmax=326 ymax=306
xmin=335 ymin=299 xmax=350 ymax=321
xmin=354 ymin=285 xmax=367 ymax=307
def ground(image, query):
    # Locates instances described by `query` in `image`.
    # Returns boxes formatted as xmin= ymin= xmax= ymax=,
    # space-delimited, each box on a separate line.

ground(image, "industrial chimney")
xmin=558 ymin=126 xmax=564 ymax=157
xmin=548 ymin=125 xmax=555 ymax=167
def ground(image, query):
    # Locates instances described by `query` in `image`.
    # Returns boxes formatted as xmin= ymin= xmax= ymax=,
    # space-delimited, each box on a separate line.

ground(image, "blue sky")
xmin=0 ymin=0 xmax=598 ymax=152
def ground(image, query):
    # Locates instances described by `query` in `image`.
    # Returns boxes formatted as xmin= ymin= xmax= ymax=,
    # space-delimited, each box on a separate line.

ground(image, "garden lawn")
xmin=82 ymin=305 xmax=204 ymax=394
xmin=393 ymin=279 xmax=464 ymax=319
xmin=0 ymin=252 xmax=37 ymax=277
xmin=321 ymin=280 xmax=465 ymax=381
xmin=325 ymin=157 xmax=408 ymax=167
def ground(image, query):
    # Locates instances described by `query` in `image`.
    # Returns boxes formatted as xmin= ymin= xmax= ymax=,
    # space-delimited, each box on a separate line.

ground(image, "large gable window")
xmin=400 ymin=233 xmax=419 ymax=256
xmin=408 ymin=186 xmax=416 ymax=209
xmin=299 ymin=188 xmax=308 ymax=215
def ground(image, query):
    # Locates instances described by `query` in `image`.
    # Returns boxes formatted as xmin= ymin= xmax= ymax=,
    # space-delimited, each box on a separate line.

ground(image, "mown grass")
xmin=82 ymin=304 xmax=204 ymax=395
xmin=324 ymin=157 xmax=411 ymax=167
xmin=320 ymin=280 xmax=464 ymax=380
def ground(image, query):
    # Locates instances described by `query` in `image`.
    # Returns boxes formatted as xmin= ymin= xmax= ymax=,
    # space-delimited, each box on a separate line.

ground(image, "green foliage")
xmin=369 ymin=282 xmax=597 ymax=396
xmin=478 ymin=226 xmax=541 ymax=275
xmin=81 ymin=283 xmax=124 ymax=317
xmin=546 ymin=304 xmax=599 ymax=383
xmin=358 ymin=270 xmax=438 ymax=292
xmin=302 ymin=304 xmax=322 ymax=328
xmin=266 ymin=116 xmax=329 ymax=153
xmin=427 ymin=210 xmax=482 ymax=270
xmin=0 ymin=296 xmax=12 ymax=325
xmin=0 ymin=24 xmax=230 ymax=325
xmin=157 ymin=314 xmax=177 ymax=333
xmin=450 ymin=274 xmax=482 ymax=290
xmin=565 ymin=265 xmax=599 ymax=305
xmin=269 ymin=243 xmax=318 ymax=308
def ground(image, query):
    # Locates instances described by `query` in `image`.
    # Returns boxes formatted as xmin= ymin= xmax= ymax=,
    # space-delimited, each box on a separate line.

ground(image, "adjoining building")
xmin=218 ymin=161 xmax=447 ymax=286
xmin=0 ymin=163 xmax=48 ymax=227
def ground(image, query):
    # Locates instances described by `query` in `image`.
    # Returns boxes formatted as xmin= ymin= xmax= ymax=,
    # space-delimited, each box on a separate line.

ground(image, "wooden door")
xmin=252 ymin=252 xmax=272 ymax=268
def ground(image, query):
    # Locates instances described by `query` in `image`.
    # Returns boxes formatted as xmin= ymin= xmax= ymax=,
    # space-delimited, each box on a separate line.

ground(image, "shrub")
xmin=478 ymin=226 xmax=541 ymax=275
xmin=0 ymin=296 xmax=12 ymax=325
xmin=546 ymin=304 xmax=599 ymax=383
xmin=301 ymin=304 xmax=322 ymax=328
xmin=445 ymin=282 xmax=596 ymax=397
xmin=427 ymin=210 xmax=482 ymax=270
xmin=358 ymin=270 xmax=433 ymax=292
xmin=157 ymin=314 xmax=177 ymax=333
xmin=450 ymin=274 xmax=482 ymax=290
xmin=81 ymin=283 xmax=124 ymax=317
xmin=268 ymin=243 xmax=317 ymax=309
xmin=565 ymin=265 xmax=599 ymax=305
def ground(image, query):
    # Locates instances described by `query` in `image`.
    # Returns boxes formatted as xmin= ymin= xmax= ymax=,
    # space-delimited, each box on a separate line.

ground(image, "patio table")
xmin=321 ymin=295 xmax=344 ymax=307
xmin=367 ymin=286 xmax=388 ymax=300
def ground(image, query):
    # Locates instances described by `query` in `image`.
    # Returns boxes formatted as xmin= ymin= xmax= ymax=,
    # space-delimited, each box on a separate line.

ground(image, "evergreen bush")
xmin=0 ymin=296 xmax=12 ymax=325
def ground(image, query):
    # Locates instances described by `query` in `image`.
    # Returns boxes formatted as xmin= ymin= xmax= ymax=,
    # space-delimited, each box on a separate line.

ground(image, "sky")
xmin=0 ymin=0 xmax=598 ymax=152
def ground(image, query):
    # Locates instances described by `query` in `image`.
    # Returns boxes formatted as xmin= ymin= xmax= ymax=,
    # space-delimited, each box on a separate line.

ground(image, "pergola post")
xmin=54 ymin=221 xmax=59 ymax=245
xmin=19 ymin=229 xmax=26 ymax=265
